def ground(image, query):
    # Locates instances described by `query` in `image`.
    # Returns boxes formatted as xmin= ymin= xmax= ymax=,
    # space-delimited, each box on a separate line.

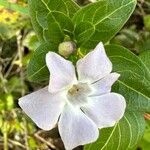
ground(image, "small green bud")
xmin=58 ymin=41 xmax=76 ymax=58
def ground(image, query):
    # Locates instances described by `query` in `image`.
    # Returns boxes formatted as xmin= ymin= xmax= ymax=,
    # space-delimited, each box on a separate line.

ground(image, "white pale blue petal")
xmin=58 ymin=104 xmax=99 ymax=150
xmin=46 ymin=52 xmax=77 ymax=93
xmin=82 ymin=93 xmax=126 ymax=128
xmin=77 ymin=42 xmax=112 ymax=83
xmin=19 ymin=87 xmax=65 ymax=130
xmin=90 ymin=73 xmax=120 ymax=96
xmin=19 ymin=41 xmax=126 ymax=150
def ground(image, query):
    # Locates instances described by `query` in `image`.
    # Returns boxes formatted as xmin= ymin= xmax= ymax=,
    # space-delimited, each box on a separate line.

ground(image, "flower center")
xmin=67 ymin=83 xmax=91 ymax=106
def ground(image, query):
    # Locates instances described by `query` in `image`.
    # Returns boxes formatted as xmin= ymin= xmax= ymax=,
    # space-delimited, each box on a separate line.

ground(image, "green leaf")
xmin=106 ymin=45 xmax=150 ymax=112
xmin=139 ymin=51 xmax=150 ymax=73
xmin=85 ymin=111 xmax=145 ymax=150
xmin=74 ymin=21 xmax=95 ymax=46
xmin=0 ymin=0 xmax=29 ymax=15
xmin=27 ymin=42 xmax=57 ymax=82
xmin=23 ymin=31 xmax=40 ymax=51
xmin=138 ymin=120 xmax=150 ymax=150
xmin=0 ymin=23 xmax=16 ymax=40
xmin=44 ymin=11 xmax=74 ymax=45
xmin=28 ymin=0 xmax=79 ymax=42
xmin=73 ymin=0 xmax=136 ymax=49
xmin=144 ymin=15 xmax=150 ymax=31
xmin=85 ymin=45 xmax=150 ymax=150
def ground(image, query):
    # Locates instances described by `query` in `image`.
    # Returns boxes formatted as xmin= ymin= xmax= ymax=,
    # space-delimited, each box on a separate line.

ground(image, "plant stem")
xmin=4 ymin=131 xmax=8 ymax=150
xmin=16 ymin=30 xmax=25 ymax=96
xmin=23 ymin=118 xmax=30 ymax=150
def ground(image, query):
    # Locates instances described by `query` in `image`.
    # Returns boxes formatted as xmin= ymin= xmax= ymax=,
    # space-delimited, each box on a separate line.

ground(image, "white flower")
xmin=19 ymin=42 xmax=126 ymax=150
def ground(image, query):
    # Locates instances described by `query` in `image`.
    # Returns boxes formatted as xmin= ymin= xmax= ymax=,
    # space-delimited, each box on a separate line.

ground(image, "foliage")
xmin=0 ymin=0 xmax=150 ymax=150
xmin=0 ymin=0 xmax=28 ymax=14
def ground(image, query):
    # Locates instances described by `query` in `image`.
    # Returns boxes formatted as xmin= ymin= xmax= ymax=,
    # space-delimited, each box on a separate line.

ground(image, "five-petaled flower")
xmin=19 ymin=42 xmax=126 ymax=150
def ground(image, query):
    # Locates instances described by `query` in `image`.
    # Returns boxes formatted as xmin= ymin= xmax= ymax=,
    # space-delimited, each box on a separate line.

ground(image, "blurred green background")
xmin=0 ymin=0 xmax=150 ymax=150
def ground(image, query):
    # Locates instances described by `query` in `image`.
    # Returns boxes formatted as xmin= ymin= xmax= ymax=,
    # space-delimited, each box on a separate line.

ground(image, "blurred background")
xmin=0 ymin=0 xmax=150 ymax=149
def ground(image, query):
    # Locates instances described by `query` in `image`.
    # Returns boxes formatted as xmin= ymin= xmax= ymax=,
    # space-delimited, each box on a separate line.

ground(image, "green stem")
xmin=4 ymin=132 xmax=8 ymax=150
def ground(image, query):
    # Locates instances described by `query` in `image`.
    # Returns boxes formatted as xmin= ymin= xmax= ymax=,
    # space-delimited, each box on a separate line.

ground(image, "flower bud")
xmin=58 ymin=41 xmax=76 ymax=58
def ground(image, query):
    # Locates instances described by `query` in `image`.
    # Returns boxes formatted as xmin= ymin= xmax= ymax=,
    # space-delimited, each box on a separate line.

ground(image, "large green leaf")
xmin=85 ymin=111 xmax=145 ymax=150
xmin=72 ymin=0 xmax=136 ymax=49
xmin=27 ymin=43 xmax=57 ymax=81
xmin=139 ymin=50 xmax=150 ymax=73
xmin=43 ymin=11 xmax=74 ymax=45
xmin=28 ymin=0 xmax=79 ymax=42
xmin=106 ymin=45 xmax=150 ymax=112
xmin=85 ymin=45 xmax=150 ymax=150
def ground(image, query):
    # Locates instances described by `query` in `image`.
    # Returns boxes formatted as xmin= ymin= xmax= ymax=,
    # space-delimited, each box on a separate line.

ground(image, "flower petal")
xmin=82 ymin=93 xmax=126 ymax=128
xmin=90 ymin=73 xmax=120 ymax=96
xmin=46 ymin=52 xmax=77 ymax=93
xmin=19 ymin=87 xmax=65 ymax=130
xmin=58 ymin=104 xmax=99 ymax=150
xmin=77 ymin=42 xmax=112 ymax=83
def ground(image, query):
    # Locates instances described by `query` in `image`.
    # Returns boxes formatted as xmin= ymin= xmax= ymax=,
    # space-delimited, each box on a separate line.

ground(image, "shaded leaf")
xmin=44 ymin=11 xmax=74 ymax=45
xmin=73 ymin=0 xmax=136 ymax=49
xmin=85 ymin=44 xmax=150 ymax=150
xmin=139 ymin=50 xmax=150 ymax=73
xmin=106 ymin=45 xmax=150 ymax=112
xmin=27 ymin=42 xmax=57 ymax=81
xmin=85 ymin=111 xmax=145 ymax=150
xmin=28 ymin=0 xmax=79 ymax=42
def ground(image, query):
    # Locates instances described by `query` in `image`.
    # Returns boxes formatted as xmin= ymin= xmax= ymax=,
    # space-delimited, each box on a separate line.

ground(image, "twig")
xmin=16 ymin=30 xmax=25 ymax=96
xmin=137 ymin=0 xmax=146 ymax=16
xmin=23 ymin=118 xmax=30 ymax=150
xmin=34 ymin=131 xmax=56 ymax=149
xmin=0 ymin=136 xmax=26 ymax=149
xmin=144 ymin=113 xmax=150 ymax=120
xmin=8 ymin=139 xmax=26 ymax=149
xmin=4 ymin=53 xmax=18 ymax=78
xmin=0 ymin=67 xmax=8 ymax=93
xmin=3 ymin=124 xmax=8 ymax=150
